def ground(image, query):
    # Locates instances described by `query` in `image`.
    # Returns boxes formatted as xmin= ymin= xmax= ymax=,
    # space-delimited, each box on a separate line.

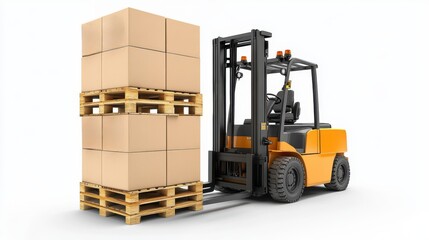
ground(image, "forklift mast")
xmin=204 ymin=30 xmax=272 ymax=198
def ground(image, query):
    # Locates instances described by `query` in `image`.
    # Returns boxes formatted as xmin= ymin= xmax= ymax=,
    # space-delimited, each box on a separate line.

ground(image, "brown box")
xmin=103 ymin=8 xmax=165 ymax=52
xmin=82 ymin=116 xmax=102 ymax=150
xmin=103 ymin=115 xmax=166 ymax=152
xmin=82 ymin=18 xmax=102 ymax=56
xmin=166 ymin=18 xmax=199 ymax=58
xmin=166 ymin=53 xmax=200 ymax=92
xmin=167 ymin=149 xmax=200 ymax=185
xmin=81 ymin=53 xmax=102 ymax=91
xmin=102 ymin=151 xmax=166 ymax=190
xmin=167 ymin=116 xmax=200 ymax=150
xmin=82 ymin=149 xmax=102 ymax=185
xmin=102 ymin=46 xmax=165 ymax=89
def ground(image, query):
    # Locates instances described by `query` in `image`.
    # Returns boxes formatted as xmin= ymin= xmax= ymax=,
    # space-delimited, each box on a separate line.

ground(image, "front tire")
xmin=325 ymin=156 xmax=350 ymax=191
xmin=268 ymin=156 xmax=305 ymax=203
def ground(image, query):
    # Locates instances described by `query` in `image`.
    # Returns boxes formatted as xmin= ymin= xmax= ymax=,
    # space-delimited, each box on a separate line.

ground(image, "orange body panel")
xmin=301 ymin=153 xmax=336 ymax=186
xmin=225 ymin=128 xmax=347 ymax=187
xmin=305 ymin=129 xmax=319 ymax=154
xmin=320 ymin=129 xmax=347 ymax=153
xmin=276 ymin=141 xmax=298 ymax=152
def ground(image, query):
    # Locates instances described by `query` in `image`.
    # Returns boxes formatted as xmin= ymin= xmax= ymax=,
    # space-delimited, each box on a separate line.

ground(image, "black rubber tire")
xmin=215 ymin=185 xmax=240 ymax=193
xmin=268 ymin=156 xmax=305 ymax=203
xmin=325 ymin=156 xmax=350 ymax=191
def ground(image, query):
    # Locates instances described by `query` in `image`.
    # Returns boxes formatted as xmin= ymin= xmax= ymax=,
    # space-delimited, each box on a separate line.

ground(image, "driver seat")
xmin=268 ymin=90 xmax=301 ymax=124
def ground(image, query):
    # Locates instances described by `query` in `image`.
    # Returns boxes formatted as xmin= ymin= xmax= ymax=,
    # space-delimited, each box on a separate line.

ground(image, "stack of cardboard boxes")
xmin=81 ymin=8 xmax=201 ymax=192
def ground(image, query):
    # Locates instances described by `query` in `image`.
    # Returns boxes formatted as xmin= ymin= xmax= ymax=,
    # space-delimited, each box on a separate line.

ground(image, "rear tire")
xmin=268 ymin=156 xmax=305 ymax=203
xmin=325 ymin=156 xmax=350 ymax=191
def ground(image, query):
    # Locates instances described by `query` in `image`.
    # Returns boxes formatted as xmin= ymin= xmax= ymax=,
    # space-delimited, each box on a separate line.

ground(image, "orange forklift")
xmin=203 ymin=30 xmax=350 ymax=204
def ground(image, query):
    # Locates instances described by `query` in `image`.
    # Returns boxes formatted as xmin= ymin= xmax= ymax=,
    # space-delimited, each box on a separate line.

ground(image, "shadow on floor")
xmin=245 ymin=186 xmax=335 ymax=204
xmin=77 ymin=186 xmax=337 ymax=224
xmin=171 ymin=186 xmax=335 ymax=220
xmin=168 ymin=200 xmax=251 ymax=221
xmin=301 ymin=186 xmax=334 ymax=200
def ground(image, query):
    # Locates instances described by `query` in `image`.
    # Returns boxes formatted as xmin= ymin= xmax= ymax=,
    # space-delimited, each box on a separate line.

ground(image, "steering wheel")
xmin=266 ymin=93 xmax=281 ymax=104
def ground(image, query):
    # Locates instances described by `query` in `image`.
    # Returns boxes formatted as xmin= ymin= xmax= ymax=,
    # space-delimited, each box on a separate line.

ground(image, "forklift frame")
xmin=203 ymin=30 xmax=322 ymax=204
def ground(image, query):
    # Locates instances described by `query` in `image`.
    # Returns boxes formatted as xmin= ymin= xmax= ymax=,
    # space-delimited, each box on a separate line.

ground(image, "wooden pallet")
xmin=80 ymin=87 xmax=202 ymax=116
xmin=172 ymin=91 xmax=203 ymax=115
xmin=80 ymin=181 xmax=203 ymax=224
xmin=80 ymin=99 xmax=175 ymax=115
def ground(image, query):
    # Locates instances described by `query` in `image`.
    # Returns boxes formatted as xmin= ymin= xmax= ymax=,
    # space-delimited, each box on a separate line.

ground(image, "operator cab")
xmin=238 ymin=88 xmax=330 ymax=153
xmin=228 ymin=50 xmax=331 ymax=154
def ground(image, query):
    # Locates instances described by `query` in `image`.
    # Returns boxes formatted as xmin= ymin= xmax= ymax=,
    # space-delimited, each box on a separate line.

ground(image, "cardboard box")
xmin=102 ymin=151 xmax=166 ymax=190
xmin=103 ymin=8 xmax=165 ymax=52
xmin=167 ymin=149 xmax=200 ymax=185
xmin=102 ymin=46 xmax=165 ymax=89
xmin=82 ymin=116 xmax=102 ymax=150
xmin=166 ymin=19 xmax=199 ymax=58
xmin=167 ymin=116 xmax=200 ymax=150
xmin=82 ymin=18 xmax=102 ymax=56
xmin=103 ymin=115 xmax=166 ymax=152
xmin=81 ymin=53 xmax=102 ymax=91
xmin=166 ymin=53 xmax=200 ymax=92
xmin=82 ymin=149 xmax=102 ymax=185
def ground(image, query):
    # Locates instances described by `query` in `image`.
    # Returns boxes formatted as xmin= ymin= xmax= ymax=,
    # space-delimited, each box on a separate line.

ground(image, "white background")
xmin=1 ymin=0 xmax=429 ymax=239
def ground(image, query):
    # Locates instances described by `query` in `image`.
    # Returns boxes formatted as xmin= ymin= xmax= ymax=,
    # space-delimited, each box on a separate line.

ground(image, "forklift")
xmin=203 ymin=30 xmax=350 ymax=204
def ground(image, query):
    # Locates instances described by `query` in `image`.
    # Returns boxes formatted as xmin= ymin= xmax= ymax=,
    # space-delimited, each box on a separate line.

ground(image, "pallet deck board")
xmin=82 ymin=181 xmax=201 ymax=195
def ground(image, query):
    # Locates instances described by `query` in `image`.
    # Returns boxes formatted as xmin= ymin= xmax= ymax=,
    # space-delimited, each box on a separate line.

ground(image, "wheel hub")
xmin=338 ymin=165 xmax=345 ymax=183
xmin=286 ymin=169 xmax=298 ymax=190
